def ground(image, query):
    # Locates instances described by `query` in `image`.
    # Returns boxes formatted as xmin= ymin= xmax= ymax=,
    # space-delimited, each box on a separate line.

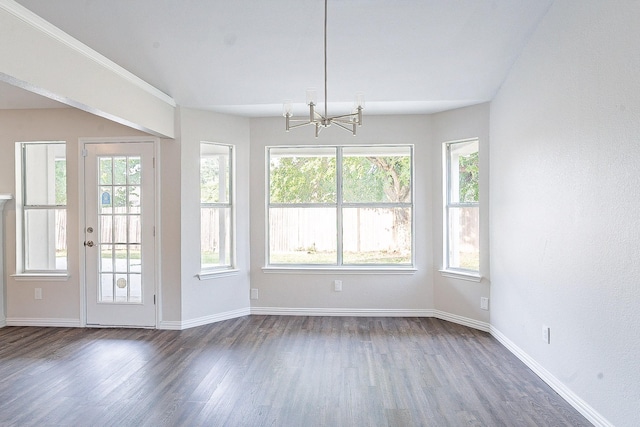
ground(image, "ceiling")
xmin=6 ymin=0 xmax=554 ymax=117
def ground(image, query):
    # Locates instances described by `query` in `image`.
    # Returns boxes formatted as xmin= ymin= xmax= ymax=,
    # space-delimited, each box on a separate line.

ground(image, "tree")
xmin=458 ymin=152 xmax=479 ymax=202
xmin=270 ymin=156 xmax=336 ymax=203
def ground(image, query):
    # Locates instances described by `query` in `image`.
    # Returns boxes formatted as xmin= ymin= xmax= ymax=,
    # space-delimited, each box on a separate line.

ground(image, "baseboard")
xmin=0 ymin=317 xmax=6 ymax=328
xmin=6 ymin=317 xmax=81 ymax=328
xmin=433 ymin=310 xmax=490 ymax=332
xmin=158 ymin=307 xmax=251 ymax=330
xmin=490 ymin=326 xmax=613 ymax=427
xmin=250 ymin=306 xmax=434 ymax=318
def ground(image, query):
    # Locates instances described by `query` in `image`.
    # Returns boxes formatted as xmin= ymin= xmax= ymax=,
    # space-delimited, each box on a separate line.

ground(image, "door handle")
xmin=84 ymin=240 xmax=95 ymax=247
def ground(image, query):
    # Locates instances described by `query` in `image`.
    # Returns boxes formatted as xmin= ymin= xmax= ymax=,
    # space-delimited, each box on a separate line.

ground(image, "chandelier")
xmin=283 ymin=0 xmax=364 ymax=137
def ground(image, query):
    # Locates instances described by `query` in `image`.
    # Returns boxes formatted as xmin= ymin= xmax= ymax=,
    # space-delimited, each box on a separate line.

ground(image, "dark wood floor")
xmin=0 ymin=316 xmax=590 ymax=426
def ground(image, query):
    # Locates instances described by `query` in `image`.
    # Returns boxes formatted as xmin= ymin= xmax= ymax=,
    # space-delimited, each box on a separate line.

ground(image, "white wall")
xmin=490 ymin=1 xmax=640 ymax=426
xmin=177 ymin=108 xmax=251 ymax=325
xmin=431 ymin=103 xmax=490 ymax=326
xmin=249 ymin=115 xmax=434 ymax=314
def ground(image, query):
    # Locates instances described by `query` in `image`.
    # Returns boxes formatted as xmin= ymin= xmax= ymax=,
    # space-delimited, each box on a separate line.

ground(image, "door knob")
xmin=84 ymin=241 xmax=95 ymax=247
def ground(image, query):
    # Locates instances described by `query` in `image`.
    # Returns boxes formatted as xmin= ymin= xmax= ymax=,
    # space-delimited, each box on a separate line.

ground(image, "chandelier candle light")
xmin=283 ymin=0 xmax=364 ymax=137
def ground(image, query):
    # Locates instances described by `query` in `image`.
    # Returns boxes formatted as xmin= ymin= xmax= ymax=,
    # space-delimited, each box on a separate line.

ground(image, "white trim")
xmin=157 ymin=320 xmax=183 ymax=330
xmin=197 ymin=269 xmax=240 ymax=280
xmin=490 ymin=326 xmax=613 ymax=427
xmin=439 ymin=269 xmax=482 ymax=282
xmin=0 ymin=317 xmax=6 ymax=328
xmin=432 ymin=309 xmax=490 ymax=332
xmin=262 ymin=267 xmax=417 ymax=275
xmin=6 ymin=317 xmax=81 ymax=327
xmin=158 ymin=307 xmax=251 ymax=330
xmin=0 ymin=0 xmax=176 ymax=107
xmin=251 ymin=307 xmax=433 ymax=317
xmin=11 ymin=273 xmax=70 ymax=281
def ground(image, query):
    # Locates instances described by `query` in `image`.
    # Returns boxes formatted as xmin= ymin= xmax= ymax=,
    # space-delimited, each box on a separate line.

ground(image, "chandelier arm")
xmin=329 ymin=113 xmax=359 ymax=121
xmin=288 ymin=121 xmax=317 ymax=129
xmin=332 ymin=121 xmax=355 ymax=133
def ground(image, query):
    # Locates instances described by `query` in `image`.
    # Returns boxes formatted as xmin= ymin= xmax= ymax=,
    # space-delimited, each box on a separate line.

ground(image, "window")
xmin=15 ymin=142 xmax=67 ymax=273
xmin=200 ymin=142 xmax=234 ymax=272
xmin=267 ymin=145 xmax=413 ymax=267
xmin=444 ymin=139 xmax=479 ymax=272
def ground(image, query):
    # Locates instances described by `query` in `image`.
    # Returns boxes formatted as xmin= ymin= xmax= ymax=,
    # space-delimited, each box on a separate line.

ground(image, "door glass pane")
xmin=129 ymin=186 xmax=141 ymax=213
xmin=113 ymin=157 xmax=127 ymax=185
xmin=96 ymin=155 xmax=144 ymax=304
xmin=129 ymin=245 xmax=142 ymax=273
xmin=128 ymin=157 xmax=141 ymax=185
xmin=129 ymin=216 xmax=141 ymax=244
xmin=100 ymin=244 xmax=114 ymax=272
xmin=100 ymin=158 xmax=113 ymax=185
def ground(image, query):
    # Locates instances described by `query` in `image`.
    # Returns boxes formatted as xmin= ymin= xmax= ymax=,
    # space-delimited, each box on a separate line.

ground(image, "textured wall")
xmin=490 ymin=1 xmax=640 ymax=425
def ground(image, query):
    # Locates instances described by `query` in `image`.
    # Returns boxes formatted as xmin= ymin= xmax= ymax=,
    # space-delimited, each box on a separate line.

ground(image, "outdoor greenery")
xmin=99 ymin=157 xmax=141 ymax=208
xmin=458 ymin=152 xmax=479 ymax=202
xmin=55 ymin=159 xmax=66 ymax=205
xmin=201 ymin=156 xmax=230 ymax=203
xmin=270 ymin=156 xmax=336 ymax=203
xmin=269 ymin=149 xmax=412 ymax=264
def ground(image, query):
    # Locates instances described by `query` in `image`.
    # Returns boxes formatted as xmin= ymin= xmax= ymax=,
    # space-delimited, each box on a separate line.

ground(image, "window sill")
xmin=197 ymin=269 xmax=240 ymax=281
xmin=439 ymin=269 xmax=482 ymax=282
xmin=263 ymin=266 xmax=417 ymax=275
xmin=12 ymin=273 xmax=70 ymax=282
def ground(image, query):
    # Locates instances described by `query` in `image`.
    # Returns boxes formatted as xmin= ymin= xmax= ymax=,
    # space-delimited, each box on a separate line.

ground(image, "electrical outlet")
xmin=480 ymin=297 xmax=489 ymax=310
xmin=35 ymin=288 xmax=43 ymax=300
xmin=542 ymin=325 xmax=550 ymax=344
xmin=334 ymin=280 xmax=342 ymax=292
xmin=250 ymin=288 xmax=259 ymax=300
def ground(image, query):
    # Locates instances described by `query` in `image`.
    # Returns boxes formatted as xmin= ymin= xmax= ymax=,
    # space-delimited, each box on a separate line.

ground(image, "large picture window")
xmin=16 ymin=141 xmax=67 ymax=273
xmin=267 ymin=145 xmax=413 ymax=267
xmin=200 ymin=142 xmax=234 ymax=272
xmin=444 ymin=139 xmax=479 ymax=272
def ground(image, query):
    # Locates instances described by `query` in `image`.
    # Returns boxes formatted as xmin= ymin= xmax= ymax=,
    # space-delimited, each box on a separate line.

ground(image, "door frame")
xmin=78 ymin=136 xmax=161 ymax=328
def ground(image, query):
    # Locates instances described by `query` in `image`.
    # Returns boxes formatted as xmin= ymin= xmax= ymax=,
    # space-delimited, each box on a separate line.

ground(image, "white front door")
xmin=84 ymin=142 xmax=156 ymax=327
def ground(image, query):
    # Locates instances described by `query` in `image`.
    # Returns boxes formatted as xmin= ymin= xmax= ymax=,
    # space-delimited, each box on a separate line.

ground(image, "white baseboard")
xmin=490 ymin=326 xmax=613 ymax=427
xmin=0 ymin=317 xmax=5 ymax=328
xmin=6 ymin=317 xmax=81 ymax=328
xmin=433 ymin=310 xmax=490 ymax=332
xmin=158 ymin=307 xmax=251 ymax=330
xmin=251 ymin=306 xmax=434 ymax=318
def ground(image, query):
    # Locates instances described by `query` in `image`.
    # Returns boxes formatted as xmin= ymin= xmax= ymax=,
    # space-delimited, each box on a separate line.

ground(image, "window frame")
xmin=443 ymin=138 xmax=480 ymax=279
xmin=266 ymin=144 xmax=415 ymax=270
xmin=198 ymin=142 xmax=236 ymax=278
xmin=14 ymin=141 xmax=68 ymax=278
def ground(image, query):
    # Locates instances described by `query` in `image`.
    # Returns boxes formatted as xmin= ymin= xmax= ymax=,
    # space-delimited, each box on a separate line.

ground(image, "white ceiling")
xmin=7 ymin=0 xmax=554 ymax=117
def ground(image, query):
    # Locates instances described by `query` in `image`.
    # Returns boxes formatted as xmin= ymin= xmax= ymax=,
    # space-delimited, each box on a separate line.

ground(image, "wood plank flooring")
xmin=0 ymin=316 xmax=591 ymax=426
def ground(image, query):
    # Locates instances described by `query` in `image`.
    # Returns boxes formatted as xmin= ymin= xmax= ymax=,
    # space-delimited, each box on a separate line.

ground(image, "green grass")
xmin=270 ymin=250 xmax=411 ymax=265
